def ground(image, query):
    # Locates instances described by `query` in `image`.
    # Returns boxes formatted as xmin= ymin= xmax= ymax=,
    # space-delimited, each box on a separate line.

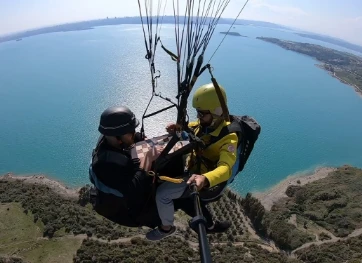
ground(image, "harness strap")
xmin=208 ymin=66 xmax=230 ymax=122
xmin=148 ymin=171 xmax=184 ymax=184
xmin=89 ymin=165 xmax=124 ymax=197
xmin=209 ymin=122 xmax=242 ymax=146
xmin=90 ymin=135 xmax=132 ymax=198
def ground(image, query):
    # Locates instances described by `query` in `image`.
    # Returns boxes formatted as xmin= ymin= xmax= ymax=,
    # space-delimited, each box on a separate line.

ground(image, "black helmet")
xmin=98 ymin=106 xmax=140 ymax=136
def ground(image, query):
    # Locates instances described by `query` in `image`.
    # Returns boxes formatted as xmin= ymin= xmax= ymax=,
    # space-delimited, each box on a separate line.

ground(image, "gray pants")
xmin=156 ymin=181 xmax=189 ymax=226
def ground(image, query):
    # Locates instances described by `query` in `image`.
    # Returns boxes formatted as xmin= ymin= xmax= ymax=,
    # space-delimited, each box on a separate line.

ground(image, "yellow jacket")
xmin=188 ymin=120 xmax=238 ymax=188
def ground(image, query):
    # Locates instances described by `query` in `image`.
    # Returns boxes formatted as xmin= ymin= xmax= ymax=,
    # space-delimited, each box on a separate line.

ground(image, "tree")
xmin=44 ymin=225 xmax=55 ymax=238
xmin=78 ymin=185 xmax=91 ymax=206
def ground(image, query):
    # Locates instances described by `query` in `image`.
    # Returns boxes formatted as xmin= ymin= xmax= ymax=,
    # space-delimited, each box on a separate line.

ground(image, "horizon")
xmin=1 ymin=0 xmax=362 ymax=46
xmin=1 ymin=15 xmax=361 ymax=49
xmin=0 ymin=15 xmax=290 ymax=35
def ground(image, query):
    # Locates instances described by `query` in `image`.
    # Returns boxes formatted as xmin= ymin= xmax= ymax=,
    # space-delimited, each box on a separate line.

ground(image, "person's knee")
xmin=156 ymin=182 xmax=188 ymax=206
xmin=156 ymin=189 xmax=171 ymax=205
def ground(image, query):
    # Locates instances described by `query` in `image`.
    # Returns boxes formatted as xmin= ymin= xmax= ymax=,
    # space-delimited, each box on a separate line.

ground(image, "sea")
xmin=0 ymin=23 xmax=362 ymax=195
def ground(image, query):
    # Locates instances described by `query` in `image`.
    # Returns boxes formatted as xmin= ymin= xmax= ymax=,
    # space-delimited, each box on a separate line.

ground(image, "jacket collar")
xmin=196 ymin=119 xmax=229 ymax=137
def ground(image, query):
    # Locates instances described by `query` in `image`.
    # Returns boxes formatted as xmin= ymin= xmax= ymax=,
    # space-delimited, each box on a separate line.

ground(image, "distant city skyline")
xmin=1 ymin=0 xmax=361 ymax=45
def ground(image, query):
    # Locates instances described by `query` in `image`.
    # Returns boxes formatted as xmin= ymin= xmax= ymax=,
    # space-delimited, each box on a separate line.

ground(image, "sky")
xmin=0 ymin=0 xmax=361 ymax=45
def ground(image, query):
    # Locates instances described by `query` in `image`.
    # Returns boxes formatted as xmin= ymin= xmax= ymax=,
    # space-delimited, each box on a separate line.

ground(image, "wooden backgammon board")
xmin=130 ymin=134 xmax=189 ymax=171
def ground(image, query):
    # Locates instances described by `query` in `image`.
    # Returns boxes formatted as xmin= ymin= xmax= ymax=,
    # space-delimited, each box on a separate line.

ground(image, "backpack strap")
xmin=207 ymin=117 xmax=242 ymax=147
xmin=89 ymin=165 xmax=124 ymax=198
xmin=199 ymin=115 xmax=260 ymax=203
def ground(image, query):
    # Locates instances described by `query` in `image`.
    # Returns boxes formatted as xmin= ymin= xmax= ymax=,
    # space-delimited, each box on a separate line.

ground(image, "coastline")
xmin=2 ymin=166 xmax=338 ymax=210
xmin=0 ymin=172 xmax=80 ymax=199
xmin=256 ymin=37 xmax=362 ymax=99
xmin=316 ymin=63 xmax=362 ymax=98
xmin=252 ymin=166 xmax=337 ymax=211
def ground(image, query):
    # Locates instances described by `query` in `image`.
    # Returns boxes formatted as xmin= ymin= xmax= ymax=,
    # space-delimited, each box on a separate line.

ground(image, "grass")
xmin=0 ymin=203 xmax=42 ymax=253
xmin=0 ymin=203 xmax=82 ymax=263
xmin=20 ymin=237 xmax=82 ymax=263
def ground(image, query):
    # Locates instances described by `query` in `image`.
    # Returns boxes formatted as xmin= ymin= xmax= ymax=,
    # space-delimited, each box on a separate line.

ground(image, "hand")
xmin=187 ymin=174 xmax=209 ymax=191
xmin=166 ymin=123 xmax=181 ymax=135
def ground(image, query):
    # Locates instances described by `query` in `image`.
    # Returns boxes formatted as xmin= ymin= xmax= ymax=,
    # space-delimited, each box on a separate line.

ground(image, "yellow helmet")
xmin=192 ymin=83 xmax=227 ymax=116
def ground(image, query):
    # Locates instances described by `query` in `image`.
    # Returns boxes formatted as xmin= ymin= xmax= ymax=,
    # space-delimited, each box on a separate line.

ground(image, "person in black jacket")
xmin=89 ymin=105 xmax=231 ymax=233
xmin=89 ymin=105 xmax=159 ymax=227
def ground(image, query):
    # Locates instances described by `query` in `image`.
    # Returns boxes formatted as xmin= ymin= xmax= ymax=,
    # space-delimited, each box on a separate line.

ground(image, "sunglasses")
xmin=197 ymin=110 xmax=210 ymax=118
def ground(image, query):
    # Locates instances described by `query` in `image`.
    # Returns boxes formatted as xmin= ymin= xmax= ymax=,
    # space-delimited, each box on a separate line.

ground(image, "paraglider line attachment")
xmin=154 ymin=70 xmax=161 ymax=80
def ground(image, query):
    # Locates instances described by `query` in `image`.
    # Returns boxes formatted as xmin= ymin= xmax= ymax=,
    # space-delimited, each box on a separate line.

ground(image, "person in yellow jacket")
xmin=146 ymin=83 xmax=238 ymax=241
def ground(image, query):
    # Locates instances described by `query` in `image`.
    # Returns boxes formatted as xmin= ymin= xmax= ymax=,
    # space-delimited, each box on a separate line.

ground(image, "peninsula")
xmin=257 ymin=37 xmax=362 ymax=96
xmin=296 ymin=33 xmax=362 ymax=54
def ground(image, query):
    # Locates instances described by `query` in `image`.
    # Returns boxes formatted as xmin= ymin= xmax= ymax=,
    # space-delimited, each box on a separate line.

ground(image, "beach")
xmin=253 ymin=167 xmax=337 ymax=211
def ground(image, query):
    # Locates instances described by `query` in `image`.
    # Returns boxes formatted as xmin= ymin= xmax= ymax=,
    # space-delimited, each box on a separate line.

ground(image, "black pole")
xmin=189 ymin=184 xmax=212 ymax=263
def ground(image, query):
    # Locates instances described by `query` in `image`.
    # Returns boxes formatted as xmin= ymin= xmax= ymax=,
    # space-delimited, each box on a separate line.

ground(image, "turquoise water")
xmin=0 ymin=24 xmax=362 ymax=195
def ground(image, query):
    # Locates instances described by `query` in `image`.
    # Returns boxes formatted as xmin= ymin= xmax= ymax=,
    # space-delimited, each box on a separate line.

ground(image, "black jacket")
xmin=91 ymin=135 xmax=154 ymax=225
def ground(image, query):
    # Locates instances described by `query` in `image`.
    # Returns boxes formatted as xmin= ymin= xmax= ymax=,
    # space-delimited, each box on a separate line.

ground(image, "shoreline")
xmin=2 ymin=166 xmax=339 ymax=209
xmin=315 ymin=63 xmax=362 ymax=98
xmin=0 ymin=172 xmax=80 ymax=199
xmin=252 ymin=166 xmax=337 ymax=211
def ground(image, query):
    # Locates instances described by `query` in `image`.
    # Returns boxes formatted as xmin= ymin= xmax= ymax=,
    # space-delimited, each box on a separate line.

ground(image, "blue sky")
xmin=1 ymin=0 xmax=362 ymax=45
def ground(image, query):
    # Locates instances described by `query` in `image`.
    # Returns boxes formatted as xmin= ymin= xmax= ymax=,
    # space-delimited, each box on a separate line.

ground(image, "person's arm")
xmin=188 ymin=121 xmax=199 ymax=127
xmin=166 ymin=121 xmax=199 ymax=135
xmin=203 ymin=132 xmax=238 ymax=188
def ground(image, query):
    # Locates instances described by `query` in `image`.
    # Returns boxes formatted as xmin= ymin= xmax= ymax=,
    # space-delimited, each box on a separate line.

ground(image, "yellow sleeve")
xmin=188 ymin=121 xmax=199 ymax=128
xmin=203 ymin=132 xmax=238 ymax=188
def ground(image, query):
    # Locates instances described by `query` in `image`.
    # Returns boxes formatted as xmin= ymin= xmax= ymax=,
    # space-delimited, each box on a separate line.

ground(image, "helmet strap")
xmin=210 ymin=116 xmax=223 ymax=129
